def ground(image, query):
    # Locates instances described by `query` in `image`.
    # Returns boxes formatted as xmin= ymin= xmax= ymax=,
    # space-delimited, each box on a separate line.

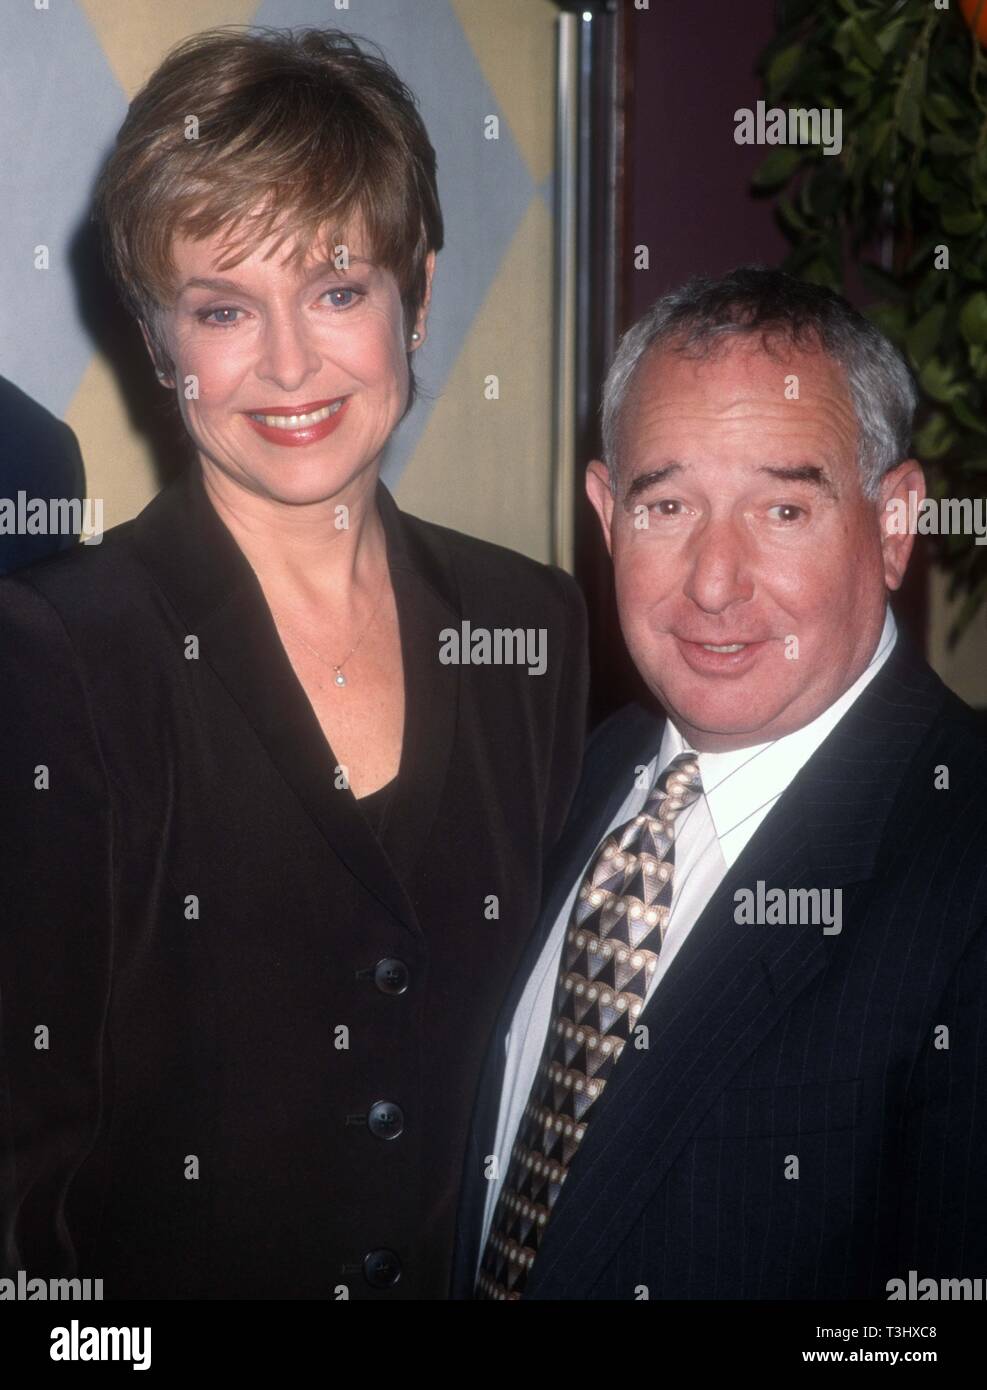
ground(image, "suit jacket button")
xmin=363 ymin=1249 xmax=402 ymax=1289
xmin=368 ymin=1100 xmax=405 ymax=1139
xmin=374 ymin=958 xmax=409 ymax=995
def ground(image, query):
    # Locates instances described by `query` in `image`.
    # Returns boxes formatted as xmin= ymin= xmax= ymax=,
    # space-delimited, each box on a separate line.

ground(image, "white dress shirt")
xmin=478 ymin=606 xmax=898 ymax=1268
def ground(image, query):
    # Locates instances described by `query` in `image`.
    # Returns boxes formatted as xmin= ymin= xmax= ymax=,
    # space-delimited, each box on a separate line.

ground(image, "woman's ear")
xmin=410 ymin=250 xmax=437 ymax=350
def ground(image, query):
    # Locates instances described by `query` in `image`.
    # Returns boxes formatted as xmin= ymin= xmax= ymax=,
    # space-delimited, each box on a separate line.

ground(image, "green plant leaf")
xmin=751 ymin=145 xmax=804 ymax=191
xmin=915 ymin=165 xmax=945 ymax=203
xmin=876 ymin=15 xmax=913 ymax=57
xmin=867 ymin=302 xmax=909 ymax=343
xmin=950 ymin=396 xmax=987 ymax=433
xmin=942 ymin=207 xmax=985 ymax=236
xmin=809 ymin=259 xmax=844 ymax=289
xmin=906 ymin=303 xmax=948 ymax=367
xmin=913 ymin=410 xmax=957 ymax=459
xmin=767 ymin=43 xmax=803 ymax=96
xmin=919 ymin=356 xmax=962 ymax=403
xmin=924 ymin=91 xmax=962 ymax=132
xmin=777 ymin=195 xmax=812 ymax=234
xmin=846 ymin=17 xmax=885 ymax=70
xmin=896 ymin=52 xmax=927 ymax=144
xmin=859 ymin=263 xmax=907 ymax=300
xmin=868 ymin=119 xmax=894 ymax=160
xmin=928 ymin=133 xmax=975 ymax=157
xmin=959 ymin=291 xmax=987 ymax=346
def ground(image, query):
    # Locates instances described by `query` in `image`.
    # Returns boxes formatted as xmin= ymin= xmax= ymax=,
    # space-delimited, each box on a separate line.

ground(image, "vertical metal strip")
xmin=552 ymin=13 xmax=579 ymax=574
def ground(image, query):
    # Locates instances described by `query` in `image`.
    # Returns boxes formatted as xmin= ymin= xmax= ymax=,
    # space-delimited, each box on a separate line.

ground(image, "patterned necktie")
xmin=477 ymin=750 xmax=703 ymax=1300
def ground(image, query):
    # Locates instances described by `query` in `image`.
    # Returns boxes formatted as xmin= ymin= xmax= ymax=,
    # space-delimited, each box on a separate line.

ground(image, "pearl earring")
xmin=410 ymin=331 xmax=421 ymax=343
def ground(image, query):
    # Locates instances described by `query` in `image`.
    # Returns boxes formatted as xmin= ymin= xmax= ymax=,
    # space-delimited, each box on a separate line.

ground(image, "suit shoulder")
xmin=0 ymin=519 xmax=142 ymax=625
xmin=587 ymin=702 xmax=662 ymax=762
xmin=935 ymin=685 xmax=987 ymax=760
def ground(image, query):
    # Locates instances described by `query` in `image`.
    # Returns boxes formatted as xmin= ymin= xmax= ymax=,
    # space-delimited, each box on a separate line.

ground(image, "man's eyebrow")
xmin=177 ymin=256 xmax=376 ymax=297
xmin=624 ymin=463 xmax=685 ymax=503
xmin=757 ymin=463 xmax=838 ymax=497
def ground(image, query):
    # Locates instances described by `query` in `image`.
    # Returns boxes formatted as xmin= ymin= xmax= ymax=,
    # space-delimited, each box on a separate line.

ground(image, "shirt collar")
xmin=656 ymin=606 xmax=898 ymax=844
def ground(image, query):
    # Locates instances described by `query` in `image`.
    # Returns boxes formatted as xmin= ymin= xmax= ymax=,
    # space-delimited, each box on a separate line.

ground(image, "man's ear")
xmin=878 ymin=458 xmax=925 ymax=591
xmin=138 ymin=319 xmax=173 ymax=388
xmin=586 ymin=459 xmax=616 ymax=558
xmin=410 ymin=250 xmax=437 ymax=350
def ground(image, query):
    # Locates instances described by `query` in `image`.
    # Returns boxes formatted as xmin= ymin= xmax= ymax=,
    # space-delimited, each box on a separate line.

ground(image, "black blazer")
xmin=452 ymin=634 xmax=987 ymax=1299
xmin=0 ymin=466 xmax=589 ymax=1299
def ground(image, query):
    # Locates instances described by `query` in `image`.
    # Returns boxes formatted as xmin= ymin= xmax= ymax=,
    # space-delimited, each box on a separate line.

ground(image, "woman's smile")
xmin=242 ymin=395 xmax=350 ymax=446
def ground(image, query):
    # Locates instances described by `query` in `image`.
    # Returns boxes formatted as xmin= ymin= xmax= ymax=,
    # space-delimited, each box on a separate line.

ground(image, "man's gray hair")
xmin=601 ymin=266 xmax=918 ymax=499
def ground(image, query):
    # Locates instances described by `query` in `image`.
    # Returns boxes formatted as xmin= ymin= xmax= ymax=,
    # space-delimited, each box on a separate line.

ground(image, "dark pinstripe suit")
xmin=452 ymin=631 xmax=987 ymax=1299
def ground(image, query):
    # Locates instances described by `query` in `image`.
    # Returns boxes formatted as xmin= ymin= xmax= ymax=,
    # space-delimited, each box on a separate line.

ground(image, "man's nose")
xmin=256 ymin=311 xmax=322 ymax=392
xmin=681 ymin=517 xmax=755 ymax=614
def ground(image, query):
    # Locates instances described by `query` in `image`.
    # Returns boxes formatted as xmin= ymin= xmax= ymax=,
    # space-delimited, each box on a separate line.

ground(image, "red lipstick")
xmin=242 ymin=397 xmax=349 ymax=448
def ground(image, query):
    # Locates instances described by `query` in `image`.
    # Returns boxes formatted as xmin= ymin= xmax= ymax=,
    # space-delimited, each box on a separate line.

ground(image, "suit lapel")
xmin=522 ymin=635 xmax=948 ymax=1298
xmin=133 ymin=466 xmax=461 ymax=940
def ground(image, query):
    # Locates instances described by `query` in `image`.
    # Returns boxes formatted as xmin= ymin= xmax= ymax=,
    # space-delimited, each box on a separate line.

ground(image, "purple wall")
xmin=624 ymin=0 xmax=788 ymax=321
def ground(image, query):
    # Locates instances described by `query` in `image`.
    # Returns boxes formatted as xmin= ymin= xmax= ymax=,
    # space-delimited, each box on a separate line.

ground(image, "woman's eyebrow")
xmin=177 ymin=257 xmax=378 ymax=297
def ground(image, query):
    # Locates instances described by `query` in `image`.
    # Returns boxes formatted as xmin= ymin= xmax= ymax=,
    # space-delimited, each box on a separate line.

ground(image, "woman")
xmin=0 ymin=27 xmax=588 ymax=1300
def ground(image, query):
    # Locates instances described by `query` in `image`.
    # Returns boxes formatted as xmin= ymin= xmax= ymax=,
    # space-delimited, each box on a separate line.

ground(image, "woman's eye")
xmin=324 ymin=287 xmax=359 ymax=309
xmin=768 ymin=504 xmax=805 ymax=522
xmin=198 ymin=307 xmax=242 ymax=327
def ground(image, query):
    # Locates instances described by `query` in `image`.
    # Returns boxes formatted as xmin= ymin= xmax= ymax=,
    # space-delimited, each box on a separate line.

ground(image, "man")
xmin=454 ymin=267 xmax=987 ymax=1300
xmin=0 ymin=375 xmax=87 ymax=573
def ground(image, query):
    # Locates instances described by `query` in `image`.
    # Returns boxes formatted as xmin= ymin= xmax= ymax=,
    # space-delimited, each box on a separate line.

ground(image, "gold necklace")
xmin=275 ymin=571 xmax=390 ymax=688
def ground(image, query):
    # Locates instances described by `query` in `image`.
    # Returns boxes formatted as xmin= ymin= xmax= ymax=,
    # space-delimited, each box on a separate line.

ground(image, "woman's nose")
xmin=255 ymin=312 xmax=323 ymax=391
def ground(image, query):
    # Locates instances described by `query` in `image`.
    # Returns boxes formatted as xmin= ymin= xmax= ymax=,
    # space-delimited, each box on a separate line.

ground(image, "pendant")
xmin=333 ymin=669 xmax=347 ymax=687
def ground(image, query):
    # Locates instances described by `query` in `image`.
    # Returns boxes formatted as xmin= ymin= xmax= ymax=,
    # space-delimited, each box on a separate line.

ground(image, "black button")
xmin=363 ymin=1248 xmax=402 ymax=1289
xmin=367 ymin=1100 xmax=405 ymax=1140
xmin=374 ymin=958 xmax=409 ymax=995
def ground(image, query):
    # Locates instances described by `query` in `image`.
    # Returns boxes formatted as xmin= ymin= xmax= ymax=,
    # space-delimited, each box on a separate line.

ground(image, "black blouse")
xmin=356 ymin=776 xmax=396 ymax=838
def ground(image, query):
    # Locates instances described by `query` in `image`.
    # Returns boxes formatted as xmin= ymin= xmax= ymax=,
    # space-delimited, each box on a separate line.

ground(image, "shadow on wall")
xmin=68 ymin=212 xmax=191 ymax=491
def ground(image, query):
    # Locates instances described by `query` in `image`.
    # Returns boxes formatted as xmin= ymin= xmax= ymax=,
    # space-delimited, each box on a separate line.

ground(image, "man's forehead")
xmin=631 ymin=335 xmax=850 ymax=400
xmin=619 ymin=338 xmax=857 ymax=443
xmin=614 ymin=337 xmax=861 ymax=490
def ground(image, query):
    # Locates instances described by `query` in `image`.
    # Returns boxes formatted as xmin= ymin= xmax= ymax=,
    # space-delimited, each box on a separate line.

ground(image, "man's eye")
xmin=768 ymin=504 xmax=805 ymax=522
xmin=651 ymin=499 xmax=683 ymax=516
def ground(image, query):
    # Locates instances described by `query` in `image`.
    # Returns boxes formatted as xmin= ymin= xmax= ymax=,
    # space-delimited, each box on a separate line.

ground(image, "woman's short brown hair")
xmin=92 ymin=25 xmax=444 ymax=407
